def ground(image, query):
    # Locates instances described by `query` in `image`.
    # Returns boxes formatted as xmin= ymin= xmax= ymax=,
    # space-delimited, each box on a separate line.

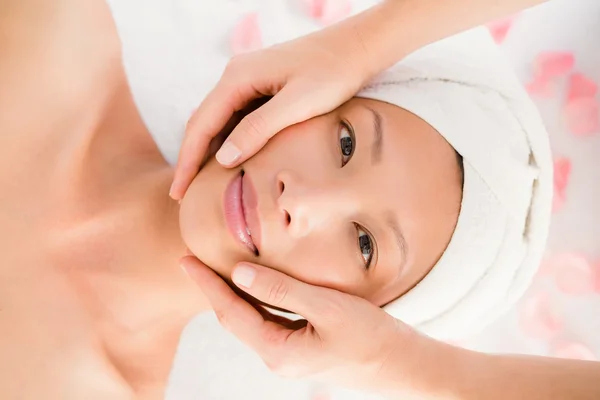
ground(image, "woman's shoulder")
xmin=0 ymin=0 xmax=122 ymax=144
xmin=0 ymin=0 xmax=124 ymax=178
xmin=1 ymin=0 xmax=122 ymax=92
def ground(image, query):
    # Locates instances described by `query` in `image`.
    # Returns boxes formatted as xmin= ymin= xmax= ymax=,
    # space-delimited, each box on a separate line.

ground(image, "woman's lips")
xmin=242 ymin=172 xmax=261 ymax=252
xmin=223 ymin=171 xmax=257 ymax=254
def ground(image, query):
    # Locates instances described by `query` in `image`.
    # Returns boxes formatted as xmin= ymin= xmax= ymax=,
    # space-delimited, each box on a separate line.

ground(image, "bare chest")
xmin=0 ymin=209 xmax=131 ymax=399
xmin=0 ymin=187 xmax=184 ymax=399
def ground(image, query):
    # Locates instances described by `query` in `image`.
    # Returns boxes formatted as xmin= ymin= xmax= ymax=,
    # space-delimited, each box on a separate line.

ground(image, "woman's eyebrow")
xmin=386 ymin=211 xmax=408 ymax=276
xmin=364 ymin=106 xmax=384 ymax=165
xmin=361 ymin=106 xmax=405 ymax=271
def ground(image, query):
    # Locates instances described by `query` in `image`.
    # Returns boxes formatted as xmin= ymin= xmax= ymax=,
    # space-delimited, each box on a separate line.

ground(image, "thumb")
xmin=231 ymin=263 xmax=338 ymax=326
xmin=215 ymin=84 xmax=323 ymax=167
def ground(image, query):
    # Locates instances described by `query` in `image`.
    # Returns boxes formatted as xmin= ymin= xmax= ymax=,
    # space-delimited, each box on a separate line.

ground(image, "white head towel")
xmin=357 ymin=28 xmax=553 ymax=340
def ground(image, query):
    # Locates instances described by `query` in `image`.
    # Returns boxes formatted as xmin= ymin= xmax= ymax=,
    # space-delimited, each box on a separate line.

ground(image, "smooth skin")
xmin=176 ymin=0 xmax=600 ymax=399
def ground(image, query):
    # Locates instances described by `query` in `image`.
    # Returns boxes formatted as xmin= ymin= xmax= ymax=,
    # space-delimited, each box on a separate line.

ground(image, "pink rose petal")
xmin=552 ymin=193 xmax=566 ymax=213
xmin=593 ymin=261 xmax=600 ymax=293
xmin=230 ymin=13 xmax=263 ymax=56
xmin=321 ymin=0 xmax=351 ymax=25
xmin=552 ymin=253 xmax=595 ymax=295
xmin=541 ymin=253 xmax=599 ymax=295
xmin=551 ymin=341 xmax=597 ymax=361
xmin=552 ymin=158 xmax=571 ymax=212
xmin=554 ymin=158 xmax=571 ymax=192
xmin=303 ymin=0 xmax=326 ymax=19
xmin=487 ymin=16 xmax=514 ymax=44
xmin=564 ymin=97 xmax=600 ymax=136
xmin=567 ymin=73 xmax=598 ymax=102
xmin=518 ymin=292 xmax=563 ymax=340
xmin=534 ymin=52 xmax=575 ymax=79
xmin=310 ymin=387 xmax=331 ymax=400
xmin=303 ymin=0 xmax=351 ymax=25
xmin=526 ymin=75 xmax=557 ymax=98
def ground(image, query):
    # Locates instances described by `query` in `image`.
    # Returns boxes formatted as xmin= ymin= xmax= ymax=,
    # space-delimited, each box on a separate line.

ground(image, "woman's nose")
xmin=276 ymin=170 xmax=337 ymax=238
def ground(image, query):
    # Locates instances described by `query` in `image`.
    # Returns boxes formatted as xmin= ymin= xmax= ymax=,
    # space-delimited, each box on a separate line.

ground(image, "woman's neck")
xmin=60 ymin=73 xmax=212 ymax=390
xmin=86 ymin=73 xmax=212 ymax=304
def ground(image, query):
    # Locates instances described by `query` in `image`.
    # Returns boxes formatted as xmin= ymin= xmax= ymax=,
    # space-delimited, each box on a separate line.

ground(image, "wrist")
xmin=376 ymin=330 xmax=481 ymax=400
xmin=407 ymin=343 xmax=501 ymax=400
xmin=315 ymin=1 xmax=411 ymax=86
xmin=347 ymin=0 xmax=421 ymax=79
xmin=349 ymin=0 xmax=546 ymax=82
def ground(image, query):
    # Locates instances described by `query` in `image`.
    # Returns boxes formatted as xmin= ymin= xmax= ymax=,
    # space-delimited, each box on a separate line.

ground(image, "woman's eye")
xmin=356 ymin=225 xmax=374 ymax=269
xmin=339 ymin=122 xmax=355 ymax=167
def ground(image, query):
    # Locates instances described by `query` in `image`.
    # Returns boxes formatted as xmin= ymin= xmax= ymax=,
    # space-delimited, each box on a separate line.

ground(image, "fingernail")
xmin=216 ymin=141 xmax=242 ymax=165
xmin=180 ymin=263 xmax=191 ymax=278
xmin=232 ymin=265 xmax=256 ymax=288
xmin=169 ymin=182 xmax=178 ymax=199
xmin=180 ymin=254 xmax=194 ymax=271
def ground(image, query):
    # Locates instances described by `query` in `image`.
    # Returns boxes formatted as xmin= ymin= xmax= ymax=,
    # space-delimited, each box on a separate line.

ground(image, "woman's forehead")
xmin=345 ymin=98 xmax=462 ymax=299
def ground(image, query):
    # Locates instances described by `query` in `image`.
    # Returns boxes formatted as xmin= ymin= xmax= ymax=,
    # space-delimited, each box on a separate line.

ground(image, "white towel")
xmin=358 ymin=29 xmax=552 ymax=339
xmin=106 ymin=0 xmax=552 ymax=339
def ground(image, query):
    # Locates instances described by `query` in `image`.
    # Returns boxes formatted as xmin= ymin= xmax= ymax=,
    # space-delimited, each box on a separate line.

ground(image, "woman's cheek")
xmin=256 ymin=119 xmax=334 ymax=170
xmin=265 ymin=241 xmax=364 ymax=295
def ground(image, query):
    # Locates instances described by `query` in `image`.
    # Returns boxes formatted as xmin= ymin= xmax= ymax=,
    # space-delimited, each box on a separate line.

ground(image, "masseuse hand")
xmin=181 ymin=257 xmax=451 ymax=398
xmin=168 ymin=5 xmax=389 ymax=200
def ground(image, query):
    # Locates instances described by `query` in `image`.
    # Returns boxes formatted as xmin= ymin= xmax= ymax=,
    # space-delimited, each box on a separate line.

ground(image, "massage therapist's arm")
xmin=172 ymin=0 xmax=547 ymax=199
xmin=348 ymin=0 xmax=547 ymax=79
xmin=183 ymin=258 xmax=600 ymax=400
xmin=443 ymin=351 xmax=600 ymax=400
xmin=381 ymin=342 xmax=600 ymax=400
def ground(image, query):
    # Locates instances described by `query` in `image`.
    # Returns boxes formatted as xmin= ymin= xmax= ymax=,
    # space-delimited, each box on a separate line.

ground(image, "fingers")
xmin=231 ymin=262 xmax=338 ymax=327
xmin=180 ymin=257 xmax=310 ymax=362
xmin=215 ymin=84 xmax=319 ymax=168
xmin=170 ymin=81 xmax=250 ymax=200
xmin=171 ymin=76 xmax=325 ymax=199
xmin=181 ymin=256 xmax=261 ymax=333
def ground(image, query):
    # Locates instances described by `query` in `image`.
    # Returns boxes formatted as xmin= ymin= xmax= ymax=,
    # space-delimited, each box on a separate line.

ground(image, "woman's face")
xmin=180 ymin=98 xmax=462 ymax=306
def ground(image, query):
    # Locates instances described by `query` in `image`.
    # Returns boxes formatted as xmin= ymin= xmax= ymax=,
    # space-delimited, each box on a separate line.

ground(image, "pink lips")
xmin=242 ymin=173 xmax=261 ymax=251
xmin=223 ymin=171 xmax=261 ymax=254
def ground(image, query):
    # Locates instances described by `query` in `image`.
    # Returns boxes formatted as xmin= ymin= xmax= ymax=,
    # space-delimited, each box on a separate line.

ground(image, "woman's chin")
xmin=195 ymin=251 xmax=235 ymax=281
xmin=179 ymin=199 xmax=244 ymax=282
xmin=180 ymin=226 xmax=236 ymax=279
xmin=180 ymin=215 xmax=228 ymax=277
xmin=178 ymin=159 xmax=252 ymax=281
